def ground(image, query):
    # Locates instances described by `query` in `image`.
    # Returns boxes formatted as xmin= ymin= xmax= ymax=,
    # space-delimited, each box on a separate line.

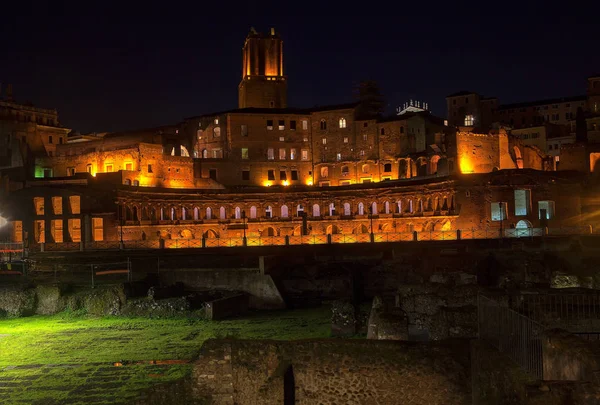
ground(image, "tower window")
xmin=278 ymin=120 xmax=285 ymax=130
xmin=464 ymin=115 xmax=474 ymax=126
xmin=267 ymin=120 xmax=274 ymax=130
xmin=241 ymin=148 xmax=249 ymax=160
xmin=302 ymin=120 xmax=308 ymax=130
xmin=214 ymin=118 xmax=219 ymax=125
xmin=290 ymin=120 xmax=296 ymax=130
xmin=322 ymin=138 xmax=327 ymax=145
xmin=320 ymin=120 xmax=327 ymax=130
xmin=339 ymin=118 xmax=347 ymax=128
xmin=344 ymin=137 xmax=348 ymax=143
xmin=241 ymin=124 xmax=248 ymax=137
xmin=267 ymin=148 xmax=274 ymax=160
xmin=279 ymin=148 xmax=286 ymax=160
xmin=213 ymin=127 xmax=221 ymax=137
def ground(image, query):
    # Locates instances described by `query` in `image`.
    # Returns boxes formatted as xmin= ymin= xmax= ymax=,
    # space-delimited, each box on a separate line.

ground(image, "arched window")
xmin=160 ymin=207 xmax=165 ymax=221
xmin=202 ymin=149 xmax=208 ymax=159
xmin=362 ymin=164 xmax=369 ymax=174
xmin=384 ymin=163 xmax=392 ymax=173
xmin=133 ymin=180 xmax=139 ymax=186
xmin=213 ymin=127 xmax=221 ymax=137
xmin=343 ymin=203 xmax=351 ymax=216
xmin=358 ymin=202 xmax=364 ymax=216
xmin=250 ymin=206 xmax=257 ymax=219
xmin=265 ymin=206 xmax=273 ymax=218
xmin=124 ymin=179 xmax=131 ymax=185
xmin=219 ymin=206 xmax=226 ymax=219
xmin=408 ymin=200 xmax=413 ymax=213
xmin=312 ymin=204 xmax=320 ymax=217
xmin=329 ymin=203 xmax=335 ymax=216
xmin=341 ymin=166 xmax=349 ymax=176
xmin=396 ymin=200 xmax=402 ymax=213
xmin=339 ymin=118 xmax=347 ymax=128
xmin=193 ymin=207 xmax=199 ymax=220
xmin=234 ymin=207 xmax=241 ymax=219
xmin=371 ymin=202 xmax=378 ymax=215
xmin=297 ymin=204 xmax=304 ymax=216
xmin=384 ymin=201 xmax=390 ymax=214
xmin=182 ymin=207 xmax=187 ymax=220
xmin=170 ymin=207 xmax=176 ymax=221
xmin=206 ymin=207 xmax=212 ymax=220
xmin=281 ymin=205 xmax=289 ymax=218
xmin=320 ymin=167 xmax=329 ymax=178
xmin=320 ymin=119 xmax=327 ymax=130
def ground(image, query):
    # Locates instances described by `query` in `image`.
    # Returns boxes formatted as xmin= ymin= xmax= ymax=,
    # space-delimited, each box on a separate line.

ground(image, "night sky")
xmin=1 ymin=3 xmax=599 ymax=133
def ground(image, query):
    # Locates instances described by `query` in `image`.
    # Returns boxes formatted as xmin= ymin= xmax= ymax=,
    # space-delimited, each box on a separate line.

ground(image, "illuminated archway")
xmin=264 ymin=227 xmax=277 ymax=237
xmin=353 ymin=224 xmax=369 ymax=234
xmin=281 ymin=205 xmax=289 ymax=218
xmin=203 ymin=229 xmax=219 ymax=239
xmin=326 ymin=225 xmax=340 ymax=235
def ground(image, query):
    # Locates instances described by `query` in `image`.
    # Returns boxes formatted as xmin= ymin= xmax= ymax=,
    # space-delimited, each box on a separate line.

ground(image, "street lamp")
xmin=242 ymin=210 xmax=247 ymax=246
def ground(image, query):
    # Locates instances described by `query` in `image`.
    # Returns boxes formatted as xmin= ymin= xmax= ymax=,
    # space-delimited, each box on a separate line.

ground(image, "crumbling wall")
xmin=192 ymin=339 xmax=471 ymax=405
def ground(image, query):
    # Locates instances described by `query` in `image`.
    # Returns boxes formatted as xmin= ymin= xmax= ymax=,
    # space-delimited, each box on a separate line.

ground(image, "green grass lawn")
xmin=0 ymin=306 xmax=331 ymax=404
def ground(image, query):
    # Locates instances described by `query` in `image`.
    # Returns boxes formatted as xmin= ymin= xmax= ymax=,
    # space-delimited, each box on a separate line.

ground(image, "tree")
xmin=575 ymin=107 xmax=588 ymax=143
xmin=354 ymin=80 xmax=385 ymax=120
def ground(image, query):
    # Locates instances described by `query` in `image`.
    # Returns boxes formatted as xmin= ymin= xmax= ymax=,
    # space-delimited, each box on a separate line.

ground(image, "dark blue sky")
xmin=1 ymin=2 xmax=599 ymax=133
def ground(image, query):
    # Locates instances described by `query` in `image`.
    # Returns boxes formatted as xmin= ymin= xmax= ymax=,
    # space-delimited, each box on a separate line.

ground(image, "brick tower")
xmin=238 ymin=27 xmax=287 ymax=109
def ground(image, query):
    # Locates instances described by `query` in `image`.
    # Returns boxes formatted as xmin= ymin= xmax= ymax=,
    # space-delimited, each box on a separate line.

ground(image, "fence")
xmin=27 ymin=226 xmax=594 ymax=253
xmin=478 ymin=294 xmax=544 ymax=380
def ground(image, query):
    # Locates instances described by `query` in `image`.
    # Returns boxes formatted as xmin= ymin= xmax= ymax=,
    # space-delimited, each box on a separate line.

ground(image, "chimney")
xmin=270 ymin=27 xmax=275 ymax=36
xmin=6 ymin=84 xmax=13 ymax=101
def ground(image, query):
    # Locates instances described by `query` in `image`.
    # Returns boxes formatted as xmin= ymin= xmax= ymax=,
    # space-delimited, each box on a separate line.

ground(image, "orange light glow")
xmin=282 ymin=180 xmax=289 ymax=186
xmin=459 ymin=157 xmax=475 ymax=174
xmin=263 ymin=181 xmax=272 ymax=187
xmin=306 ymin=180 xmax=313 ymax=186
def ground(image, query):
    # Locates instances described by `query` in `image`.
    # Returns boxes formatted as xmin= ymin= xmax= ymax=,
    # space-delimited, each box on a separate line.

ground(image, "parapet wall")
xmin=191 ymin=338 xmax=471 ymax=405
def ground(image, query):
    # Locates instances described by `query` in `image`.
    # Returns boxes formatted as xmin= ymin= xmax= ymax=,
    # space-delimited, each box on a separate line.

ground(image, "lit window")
xmin=303 ymin=137 xmax=309 ymax=142
xmin=360 ymin=150 xmax=365 ymax=156
xmin=214 ymin=118 xmax=219 ymax=125
xmin=301 ymin=150 xmax=309 ymax=160
xmin=362 ymin=164 xmax=369 ymax=174
xmin=212 ymin=149 xmax=222 ymax=158
xmin=34 ymin=197 xmax=45 ymax=215
xmin=125 ymin=163 xmax=132 ymax=171
xmin=290 ymin=148 xmax=296 ymax=160
xmin=339 ymin=118 xmax=347 ymax=128
xmin=267 ymin=148 xmax=274 ymax=160
xmin=197 ymin=129 xmax=203 ymax=139
xmin=363 ymin=134 xmax=367 ymax=141
xmin=320 ymin=167 xmax=329 ymax=178
xmin=241 ymin=148 xmax=249 ymax=160
xmin=343 ymin=137 xmax=348 ymax=143
xmin=491 ymin=202 xmax=507 ymax=221
xmin=279 ymin=148 xmax=286 ymax=160
xmin=302 ymin=120 xmax=308 ymax=130
xmin=464 ymin=114 xmax=474 ymax=126
xmin=514 ymin=190 xmax=531 ymax=216
xmin=278 ymin=120 xmax=285 ymax=130
xmin=267 ymin=120 xmax=273 ymax=130
xmin=538 ymin=201 xmax=555 ymax=219
xmin=322 ymin=138 xmax=327 ymax=145
xmin=105 ymin=164 xmax=113 ymax=172
xmin=336 ymin=153 xmax=341 ymax=161
xmin=279 ymin=136 xmax=285 ymax=142
xmin=52 ymin=197 xmax=62 ymax=215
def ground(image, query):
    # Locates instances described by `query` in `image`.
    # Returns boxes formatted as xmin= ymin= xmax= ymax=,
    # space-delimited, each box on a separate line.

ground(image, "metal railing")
xmin=26 ymin=226 xmax=595 ymax=253
xmin=479 ymin=294 xmax=544 ymax=380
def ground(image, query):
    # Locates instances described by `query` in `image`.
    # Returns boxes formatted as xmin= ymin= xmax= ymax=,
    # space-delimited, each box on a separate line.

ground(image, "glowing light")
xmin=282 ymin=180 xmax=289 ymax=186
xmin=459 ymin=157 xmax=475 ymax=174
xmin=263 ymin=181 xmax=272 ymax=187
xmin=306 ymin=180 xmax=313 ymax=186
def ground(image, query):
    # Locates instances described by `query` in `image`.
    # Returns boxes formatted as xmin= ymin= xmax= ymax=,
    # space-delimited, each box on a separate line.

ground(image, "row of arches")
xmin=120 ymin=195 xmax=456 ymax=222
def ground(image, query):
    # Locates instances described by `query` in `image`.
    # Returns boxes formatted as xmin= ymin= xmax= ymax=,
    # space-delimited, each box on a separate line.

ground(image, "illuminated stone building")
xmin=0 ymin=28 xmax=589 ymax=248
xmin=0 ymin=84 xmax=70 ymax=172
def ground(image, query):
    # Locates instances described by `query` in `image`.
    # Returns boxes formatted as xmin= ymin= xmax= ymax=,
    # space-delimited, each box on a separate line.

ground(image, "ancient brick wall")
xmin=192 ymin=339 xmax=471 ymax=405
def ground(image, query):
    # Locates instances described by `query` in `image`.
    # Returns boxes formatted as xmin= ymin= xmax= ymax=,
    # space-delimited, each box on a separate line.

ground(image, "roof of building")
xmin=185 ymin=102 xmax=360 ymax=120
xmin=498 ymin=95 xmax=587 ymax=110
xmin=446 ymin=90 xmax=479 ymax=98
xmin=378 ymin=111 xmax=445 ymax=125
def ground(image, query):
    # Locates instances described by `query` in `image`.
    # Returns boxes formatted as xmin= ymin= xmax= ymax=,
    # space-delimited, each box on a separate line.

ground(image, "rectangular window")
xmin=491 ymin=202 xmax=508 ymax=221
xmin=290 ymin=148 xmax=296 ymax=160
xmin=52 ymin=197 xmax=62 ymax=215
xmin=148 ymin=164 xmax=153 ymax=173
xmin=59 ymin=137 xmax=63 ymax=144
xmin=67 ymin=167 xmax=76 ymax=176
xmin=538 ymin=200 xmax=555 ymax=219
xmin=68 ymin=218 xmax=81 ymax=242
xmin=279 ymin=136 xmax=285 ymax=142
xmin=268 ymin=170 xmax=275 ymax=180
xmin=49 ymin=135 xmax=53 ymax=144
xmin=278 ymin=120 xmax=285 ymax=130
xmin=302 ymin=120 xmax=308 ymax=130
xmin=290 ymin=120 xmax=296 ymax=130
xmin=209 ymin=169 xmax=217 ymax=180
xmin=241 ymin=124 xmax=248 ymax=137
xmin=322 ymin=138 xmax=327 ymax=145
xmin=92 ymin=217 xmax=103 ymax=241
xmin=242 ymin=170 xmax=250 ymax=181
xmin=267 ymin=148 xmax=275 ymax=160
xmin=279 ymin=148 xmax=286 ymax=160
xmin=301 ymin=150 xmax=309 ymax=160
xmin=464 ymin=114 xmax=474 ymax=126
xmin=303 ymin=137 xmax=309 ymax=142
xmin=344 ymin=137 xmax=349 ymax=143
xmin=280 ymin=170 xmax=287 ymax=180
xmin=125 ymin=163 xmax=132 ymax=171
xmin=51 ymin=219 xmax=63 ymax=243
xmin=514 ymin=189 xmax=531 ymax=216
xmin=267 ymin=120 xmax=273 ymax=130
xmin=105 ymin=164 xmax=113 ymax=172
xmin=241 ymin=148 xmax=249 ymax=159
xmin=69 ymin=196 xmax=81 ymax=214
xmin=291 ymin=170 xmax=298 ymax=180
xmin=212 ymin=149 xmax=223 ymax=158
xmin=336 ymin=153 xmax=341 ymax=161
xmin=43 ymin=168 xmax=53 ymax=177
xmin=34 ymin=197 xmax=45 ymax=215
xmin=363 ymin=134 xmax=368 ymax=141
xmin=35 ymin=220 xmax=45 ymax=243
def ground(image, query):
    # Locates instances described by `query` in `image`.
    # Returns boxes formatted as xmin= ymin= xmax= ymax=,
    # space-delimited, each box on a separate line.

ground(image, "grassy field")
xmin=0 ymin=306 xmax=331 ymax=404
